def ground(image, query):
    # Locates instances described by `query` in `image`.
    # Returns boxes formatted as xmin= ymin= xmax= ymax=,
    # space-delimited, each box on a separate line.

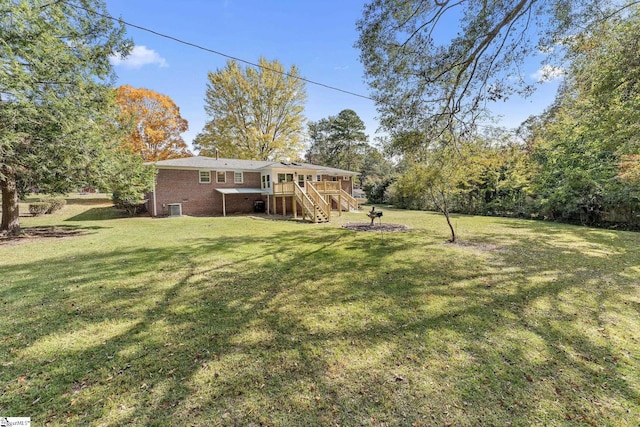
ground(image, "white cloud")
xmin=531 ymin=64 xmax=564 ymax=82
xmin=110 ymin=45 xmax=168 ymax=69
xmin=333 ymin=65 xmax=349 ymax=71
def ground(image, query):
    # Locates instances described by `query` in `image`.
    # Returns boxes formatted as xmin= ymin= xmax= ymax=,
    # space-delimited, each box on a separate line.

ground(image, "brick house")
xmin=147 ymin=156 xmax=360 ymax=222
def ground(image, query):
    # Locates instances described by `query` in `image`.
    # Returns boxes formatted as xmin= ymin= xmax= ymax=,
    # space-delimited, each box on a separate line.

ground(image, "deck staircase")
xmin=293 ymin=183 xmax=330 ymax=223
xmin=330 ymin=189 xmax=359 ymax=212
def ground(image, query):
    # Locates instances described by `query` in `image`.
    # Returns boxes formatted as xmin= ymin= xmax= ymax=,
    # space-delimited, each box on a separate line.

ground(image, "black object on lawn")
xmin=367 ymin=206 xmax=383 ymax=225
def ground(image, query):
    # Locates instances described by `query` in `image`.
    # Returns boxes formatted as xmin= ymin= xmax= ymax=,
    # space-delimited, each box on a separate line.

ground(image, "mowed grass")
xmin=1 ymin=197 xmax=639 ymax=426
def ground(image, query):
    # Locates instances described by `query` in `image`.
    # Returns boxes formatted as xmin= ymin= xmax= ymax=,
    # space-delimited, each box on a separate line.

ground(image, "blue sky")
xmin=105 ymin=0 xmax=561 ymax=151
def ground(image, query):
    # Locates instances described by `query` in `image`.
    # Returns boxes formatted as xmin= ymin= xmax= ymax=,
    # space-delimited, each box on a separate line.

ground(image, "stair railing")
xmin=339 ymin=189 xmax=359 ymax=211
xmin=306 ymin=184 xmax=330 ymax=220
xmin=293 ymin=182 xmax=322 ymax=223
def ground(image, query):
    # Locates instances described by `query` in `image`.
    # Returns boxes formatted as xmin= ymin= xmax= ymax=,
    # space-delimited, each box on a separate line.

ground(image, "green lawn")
xmin=1 ymin=197 xmax=639 ymax=426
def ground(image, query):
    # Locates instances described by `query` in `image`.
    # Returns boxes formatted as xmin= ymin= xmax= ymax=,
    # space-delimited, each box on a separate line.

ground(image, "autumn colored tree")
xmin=618 ymin=155 xmax=640 ymax=186
xmin=115 ymin=85 xmax=190 ymax=161
xmin=194 ymin=57 xmax=306 ymax=161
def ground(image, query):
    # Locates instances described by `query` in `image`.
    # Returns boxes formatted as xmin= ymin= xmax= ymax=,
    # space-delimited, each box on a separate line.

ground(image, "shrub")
xmin=107 ymin=150 xmax=155 ymax=217
xmin=29 ymin=202 xmax=51 ymax=216
xmin=363 ymin=176 xmax=396 ymax=204
xmin=42 ymin=196 xmax=66 ymax=214
xmin=112 ymin=189 xmax=147 ymax=217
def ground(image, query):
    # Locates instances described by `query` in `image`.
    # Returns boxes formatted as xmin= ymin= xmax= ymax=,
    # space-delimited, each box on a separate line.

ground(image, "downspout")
xmin=152 ymin=179 xmax=157 ymax=217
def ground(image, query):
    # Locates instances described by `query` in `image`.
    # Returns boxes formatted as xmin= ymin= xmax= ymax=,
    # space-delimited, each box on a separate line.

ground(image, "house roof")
xmin=147 ymin=156 xmax=359 ymax=176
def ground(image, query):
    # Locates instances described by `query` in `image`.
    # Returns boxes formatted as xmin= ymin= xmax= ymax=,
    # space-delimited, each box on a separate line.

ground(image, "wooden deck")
xmin=271 ymin=181 xmax=360 ymax=222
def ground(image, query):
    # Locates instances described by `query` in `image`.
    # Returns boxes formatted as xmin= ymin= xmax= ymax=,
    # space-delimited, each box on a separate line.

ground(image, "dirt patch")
xmin=446 ymin=240 xmax=502 ymax=252
xmin=0 ymin=226 xmax=86 ymax=245
xmin=342 ymin=222 xmax=410 ymax=233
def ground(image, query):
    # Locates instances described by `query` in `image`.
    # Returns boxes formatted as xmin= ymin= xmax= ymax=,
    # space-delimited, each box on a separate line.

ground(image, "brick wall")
xmin=270 ymin=195 xmax=297 ymax=216
xmin=341 ymin=178 xmax=352 ymax=194
xmin=149 ymin=169 xmax=265 ymax=217
xmin=147 ymin=168 xmax=355 ymax=217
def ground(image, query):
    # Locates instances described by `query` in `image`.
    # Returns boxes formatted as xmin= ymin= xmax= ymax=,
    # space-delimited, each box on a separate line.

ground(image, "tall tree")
xmin=359 ymin=144 xmax=395 ymax=186
xmin=0 ymin=0 xmax=131 ymax=235
xmin=528 ymin=6 xmax=640 ymax=225
xmin=115 ymin=85 xmax=190 ymax=161
xmin=356 ymin=0 xmax=638 ymax=141
xmin=305 ymin=109 xmax=369 ymax=171
xmin=194 ymin=57 xmax=306 ymax=161
xmin=305 ymin=118 xmax=332 ymax=164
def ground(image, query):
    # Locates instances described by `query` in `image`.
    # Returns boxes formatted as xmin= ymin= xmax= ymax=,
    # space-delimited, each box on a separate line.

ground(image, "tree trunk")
xmin=430 ymin=187 xmax=456 ymax=243
xmin=443 ymin=208 xmax=456 ymax=243
xmin=1 ymin=175 xmax=20 ymax=236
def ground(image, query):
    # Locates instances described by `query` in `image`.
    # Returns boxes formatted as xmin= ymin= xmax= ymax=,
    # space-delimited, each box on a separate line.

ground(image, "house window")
xmin=216 ymin=171 xmax=226 ymax=183
xmin=277 ymin=173 xmax=294 ymax=183
xmin=234 ymin=171 xmax=243 ymax=184
xmin=316 ymin=175 xmax=321 ymax=182
xmin=306 ymin=175 xmax=313 ymax=182
xmin=199 ymin=170 xmax=211 ymax=184
xmin=331 ymin=176 xmax=338 ymax=181
xmin=261 ymin=174 xmax=271 ymax=189
xmin=298 ymin=174 xmax=305 ymax=187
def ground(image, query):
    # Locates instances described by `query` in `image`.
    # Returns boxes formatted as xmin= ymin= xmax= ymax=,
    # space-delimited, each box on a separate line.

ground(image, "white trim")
xmin=215 ymin=188 xmax=268 ymax=195
xmin=216 ymin=170 xmax=226 ymax=183
xmin=234 ymin=171 xmax=244 ymax=184
xmin=261 ymin=173 xmax=271 ymax=189
xmin=152 ymin=180 xmax=157 ymax=217
xmin=199 ymin=170 xmax=211 ymax=184
xmin=222 ymin=193 xmax=226 ymax=216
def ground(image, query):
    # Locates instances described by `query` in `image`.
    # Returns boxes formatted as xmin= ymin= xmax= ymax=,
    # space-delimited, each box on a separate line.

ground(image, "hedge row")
xmin=28 ymin=196 xmax=67 ymax=216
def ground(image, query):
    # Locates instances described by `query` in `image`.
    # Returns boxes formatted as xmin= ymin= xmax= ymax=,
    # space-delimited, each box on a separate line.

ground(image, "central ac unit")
xmin=167 ymin=203 xmax=182 ymax=217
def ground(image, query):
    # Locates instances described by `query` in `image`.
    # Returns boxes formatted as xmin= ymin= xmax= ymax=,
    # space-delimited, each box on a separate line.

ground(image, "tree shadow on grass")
xmin=0 ymin=225 xmax=107 ymax=245
xmin=0 ymin=223 xmax=638 ymax=425
xmin=65 ymin=207 xmax=125 ymax=221
xmin=64 ymin=197 xmax=112 ymax=206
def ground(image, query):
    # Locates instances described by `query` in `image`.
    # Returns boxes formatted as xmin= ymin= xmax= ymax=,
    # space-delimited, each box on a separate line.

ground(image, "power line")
xmin=55 ymin=1 xmax=523 ymax=134
xmin=64 ymin=1 xmax=375 ymax=101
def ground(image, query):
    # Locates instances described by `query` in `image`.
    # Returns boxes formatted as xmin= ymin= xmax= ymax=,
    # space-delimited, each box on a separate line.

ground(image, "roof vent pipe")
xmin=215 ymin=148 xmax=219 ymax=160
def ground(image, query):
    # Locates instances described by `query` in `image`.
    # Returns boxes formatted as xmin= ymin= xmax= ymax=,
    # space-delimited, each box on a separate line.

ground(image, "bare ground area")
xmin=0 ymin=226 xmax=86 ymax=245
xmin=341 ymin=222 xmax=410 ymax=232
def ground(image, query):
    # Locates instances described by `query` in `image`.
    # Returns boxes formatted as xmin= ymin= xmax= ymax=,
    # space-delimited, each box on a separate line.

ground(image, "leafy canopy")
xmin=0 ymin=0 xmax=133 ymax=233
xmin=526 ymin=5 xmax=640 ymax=224
xmin=305 ymin=109 xmax=369 ymax=171
xmin=356 ymin=0 xmax=638 ymax=139
xmin=194 ymin=57 xmax=307 ymax=161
